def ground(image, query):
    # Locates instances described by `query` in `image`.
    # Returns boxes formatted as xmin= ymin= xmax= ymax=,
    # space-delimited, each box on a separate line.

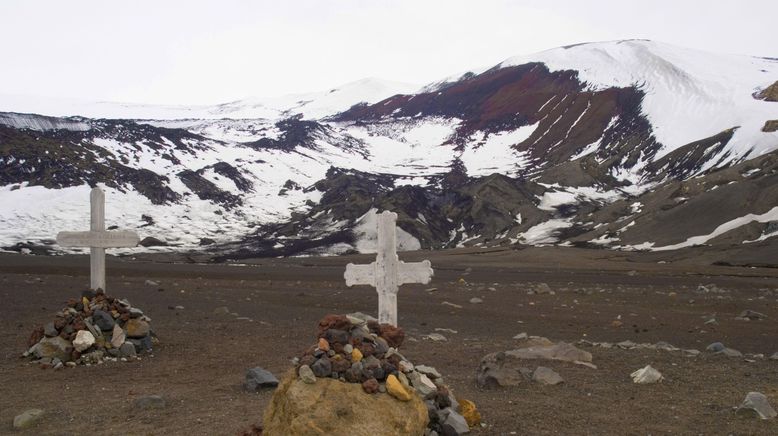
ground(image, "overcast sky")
xmin=1 ymin=0 xmax=775 ymax=105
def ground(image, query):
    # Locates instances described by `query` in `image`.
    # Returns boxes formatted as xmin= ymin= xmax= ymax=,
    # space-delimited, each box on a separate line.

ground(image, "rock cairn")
xmin=23 ymin=289 xmax=155 ymax=368
xmin=292 ymin=313 xmax=477 ymax=435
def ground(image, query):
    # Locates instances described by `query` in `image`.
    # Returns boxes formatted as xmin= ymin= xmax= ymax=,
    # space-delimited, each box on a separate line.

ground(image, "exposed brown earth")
xmin=1 ymin=246 xmax=777 ymax=435
xmin=757 ymin=81 xmax=778 ymax=102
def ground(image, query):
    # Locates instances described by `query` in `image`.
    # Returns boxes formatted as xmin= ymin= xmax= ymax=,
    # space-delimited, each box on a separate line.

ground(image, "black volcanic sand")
xmin=1 ymin=246 xmax=777 ymax=435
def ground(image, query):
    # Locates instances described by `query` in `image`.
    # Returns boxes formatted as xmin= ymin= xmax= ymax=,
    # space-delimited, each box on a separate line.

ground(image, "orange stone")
xmin=351 ymin=347 xmax=363 ymax=363
xmin=458 ymin=398 xmax=481 ymax=427
xmin=318 ymin=338 xmax=330 ymax=352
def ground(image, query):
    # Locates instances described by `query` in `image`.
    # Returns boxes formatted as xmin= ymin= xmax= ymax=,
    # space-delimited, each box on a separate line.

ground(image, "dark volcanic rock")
xmin=139 ymin=237 xmax=168 ymax=247
xmin=177 ymin=170 xmax=242 ymax=209
xmin=244 ymin=367 xmax=279 ymax=390
xmin=756 ymin=80 xmax=778 ymax=101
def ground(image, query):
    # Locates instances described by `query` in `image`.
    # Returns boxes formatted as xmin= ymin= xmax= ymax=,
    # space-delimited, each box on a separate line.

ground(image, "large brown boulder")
xmin=263 ymin=371 xmax=428 ymax=436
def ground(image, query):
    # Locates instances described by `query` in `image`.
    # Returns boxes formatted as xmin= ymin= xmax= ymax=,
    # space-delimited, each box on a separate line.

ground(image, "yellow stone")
xmin=264 ymin=371 xmax=428 ymax=435
xmin=351 ymin=347 xmax=363 ymax=363
xmin=386 ymin=374 xmax=412 ymax=402
xmin=458 ymin=398 xmax=481 ymax=427
xmin=82 ymin=297 xmax=90 ymax=306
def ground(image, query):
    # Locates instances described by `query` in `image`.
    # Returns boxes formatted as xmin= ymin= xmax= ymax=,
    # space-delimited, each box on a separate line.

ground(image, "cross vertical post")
xmin=56 ymin=187 xmax=140 ymax=291
xmin=90 ymin=187 xmax=106 ymax=291
xmin=344 ymin=211 xmax=434 ymax=326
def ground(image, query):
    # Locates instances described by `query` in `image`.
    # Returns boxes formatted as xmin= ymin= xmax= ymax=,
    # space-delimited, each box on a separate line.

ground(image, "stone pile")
xmin=289 ymin=313 xmax=478 ymax=435
xmin=23 ymin=289 xmax=156 ymax=368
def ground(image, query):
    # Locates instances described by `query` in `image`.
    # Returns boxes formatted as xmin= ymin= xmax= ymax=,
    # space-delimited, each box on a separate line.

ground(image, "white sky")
xmin=1 ymin=0 xmax=775 ymax=105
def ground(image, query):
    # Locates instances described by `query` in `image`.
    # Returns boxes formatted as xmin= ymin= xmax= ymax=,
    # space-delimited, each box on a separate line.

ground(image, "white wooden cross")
xmin=344 ymin=211 xmax=433 ymax=326
xmin=56 ymin=187 xmax=140 ymax=291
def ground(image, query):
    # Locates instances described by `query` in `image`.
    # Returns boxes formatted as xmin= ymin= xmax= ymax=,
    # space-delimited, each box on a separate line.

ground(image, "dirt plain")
xmin=1 ymin=245 xmax=777 ymax=435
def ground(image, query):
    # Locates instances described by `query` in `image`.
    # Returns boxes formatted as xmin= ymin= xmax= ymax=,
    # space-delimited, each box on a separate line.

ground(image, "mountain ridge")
xmin=1 ymin=40 xmax=777 ymax=260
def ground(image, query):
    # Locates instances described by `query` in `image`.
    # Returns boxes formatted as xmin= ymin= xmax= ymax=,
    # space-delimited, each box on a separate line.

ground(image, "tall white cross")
xmin=56 ymin=187 xmax=140 ymax=291
xmin=344 ymin=211 xmax=433 ymax=326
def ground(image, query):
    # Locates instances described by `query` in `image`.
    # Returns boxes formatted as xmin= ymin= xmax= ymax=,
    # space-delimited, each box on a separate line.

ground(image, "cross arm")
xmin=57 ymin=230 xmax=140 ymax=248
xmin=398 ymin=260 xmax=434 ymax=285
xmin=344 ymin=262 xmax=376 ymax=287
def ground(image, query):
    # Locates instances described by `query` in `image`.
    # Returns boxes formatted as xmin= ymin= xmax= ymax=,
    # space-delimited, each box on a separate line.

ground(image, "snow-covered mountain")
xmin=0 ymin=77 xmax=420 ymax=121
xmin=1 ymin=40 xmax=777 ymax=259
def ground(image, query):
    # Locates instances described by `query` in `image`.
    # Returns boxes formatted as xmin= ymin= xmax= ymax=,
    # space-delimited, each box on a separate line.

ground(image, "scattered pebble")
xmin=423 ymin=333 xmax=447 ymax=342
xmin=133 ymin=395 xmax=166 ymax=410
xmin=631 ymin=365 xmax=663 ymax=384
xmin=737 ymin=392 xmax=777 ymax=420
xmin=13 ymin=409 xmax=44 ymax=429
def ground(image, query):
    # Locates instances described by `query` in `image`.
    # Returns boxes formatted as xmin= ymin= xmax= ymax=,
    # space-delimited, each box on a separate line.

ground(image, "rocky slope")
xmin=1 ymin=40 xmax=777 ymax=259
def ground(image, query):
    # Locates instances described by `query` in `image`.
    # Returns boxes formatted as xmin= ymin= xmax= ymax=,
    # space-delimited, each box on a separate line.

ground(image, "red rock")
xmin=379 ymin=324 xmax=405 ymax=348
xmin=332 ymin=342 xmax=344 ymax=354
xmin=358 ymin=342 xmax=375 ymax=357
xmin=367 ymin=320 xmax=381 ymax=334
xmin=299 ymin=355 xmax=316 ymax=367
xmin=386 ymin=354 xmax=401 ymax=367
xmin=331 ymin=356 xmax=351 ymax=373
xmin=362 ymin=378 xmax=379 ymax=394
xmin=317 ymin=314 xmax=351 ymax=335
xmin=27 ymin=326 xmax=44 ymax=348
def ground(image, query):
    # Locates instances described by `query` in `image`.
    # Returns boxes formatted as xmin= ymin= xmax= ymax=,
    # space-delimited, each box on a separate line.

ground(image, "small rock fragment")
xmin=133 ymin=395 xmax=166 ymax=410
xmin=737 ymin=392 xmax=777 ymax=420
xmin=298 ymin=365 xmax=316 ymax=384
xmin=415 ymin=365 xmax=442 ymax=379
xmin=213 ymin=306 xmax=230 ymax=315
xmin=125 ymin=318 xmax=150 ymax=338
xmin=631 ymin=365 xmax=663 ymax=384
xmin=718 ymin=348 xmax=743 ymax=358
xmin=458 ymin=399 xmax=481 ymax=427
xmin=73 ymin=330 xmax=95 ymax=352
xmin=386 ymin=374 xmax=412 ymax=401
xmin=362 ymin=378 xmax=379 ymax=394
xmin=442 ymin=409 xmax=470 ymax=434
xmin=110 ymin=324 xmax=126 ymax=348
xmin=532 ymin=366 xmax=564 ymax=385
xmin=737 ymin=310 xmax=767 ymax=320
xmin=409 ymin=371 xmax=437 ymax=397
xmin=311 ymin=357 xmax=332 ymax=378
xmin=13 ymin=409 xmax=44 ymax=429
xmin=244 ymin=367 xmax=279 ymax=391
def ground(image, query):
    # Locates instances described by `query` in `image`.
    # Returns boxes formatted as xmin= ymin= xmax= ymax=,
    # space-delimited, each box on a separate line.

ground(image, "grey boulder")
xmin=244 ymin=367 xmax=279 ymax=391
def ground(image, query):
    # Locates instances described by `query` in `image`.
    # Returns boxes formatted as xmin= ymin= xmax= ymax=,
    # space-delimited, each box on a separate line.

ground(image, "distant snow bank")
xmin=0 ymin=77 xmax=420 ymax=121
